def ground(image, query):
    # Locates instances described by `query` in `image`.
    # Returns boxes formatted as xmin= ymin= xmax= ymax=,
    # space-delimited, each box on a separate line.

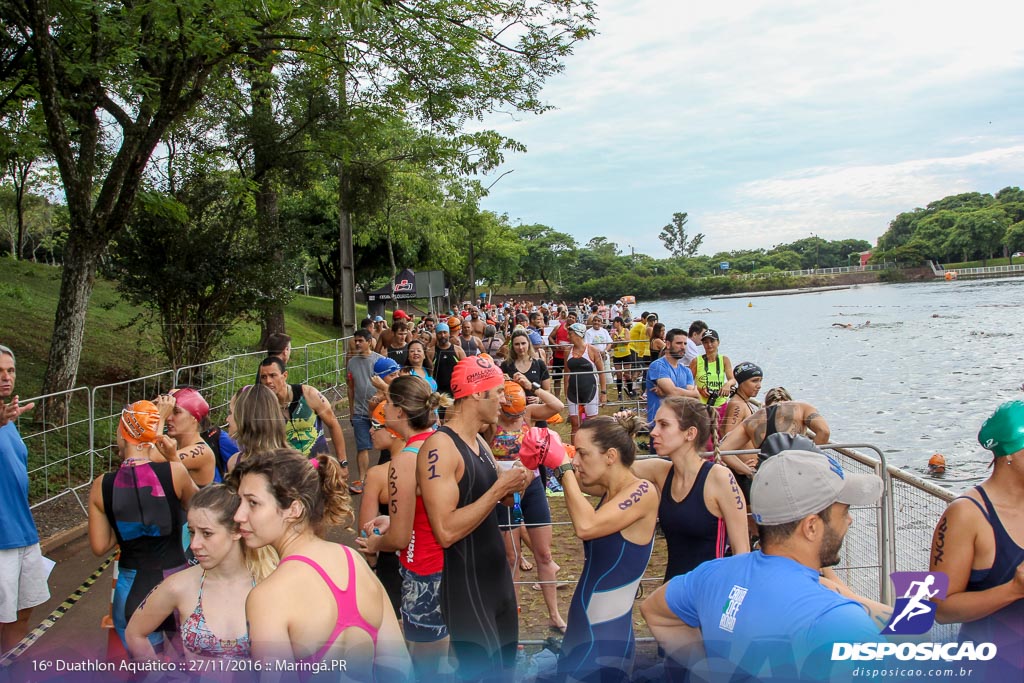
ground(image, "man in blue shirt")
xmin=0 ymin=345 xmax=50 ymax=655
xmin=642 ymin=449 xmax=884 ymax=682
xmin=645 ymin=328 xmax=700 ymax=426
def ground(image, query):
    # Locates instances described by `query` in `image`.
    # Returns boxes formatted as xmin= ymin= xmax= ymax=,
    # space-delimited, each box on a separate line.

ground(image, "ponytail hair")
xmin=578 ymin=413 xmax=645 ymax=467
xmin=230 ymin=448 xmax=352 ymax=534
xmin=388 ymin=375 xmax=452 ymax=431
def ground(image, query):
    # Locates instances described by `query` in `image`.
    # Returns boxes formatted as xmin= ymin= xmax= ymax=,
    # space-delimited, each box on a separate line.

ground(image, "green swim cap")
xmin=978 ymin=400 xmax=1024 ymax=458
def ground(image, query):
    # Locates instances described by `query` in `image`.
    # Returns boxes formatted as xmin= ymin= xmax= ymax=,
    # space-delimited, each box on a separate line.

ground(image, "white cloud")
xmin=477 ymin=0 xmax=1024 ymax=256
xmin=700 ymin=143 xmax=1024 ymax=251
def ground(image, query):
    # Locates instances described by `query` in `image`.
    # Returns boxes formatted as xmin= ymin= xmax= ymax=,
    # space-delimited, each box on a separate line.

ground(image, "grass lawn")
xmin=0 ymin=260 xmax=364 ymax=397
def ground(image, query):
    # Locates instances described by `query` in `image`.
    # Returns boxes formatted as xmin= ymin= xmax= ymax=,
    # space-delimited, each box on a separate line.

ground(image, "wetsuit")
xmin=954 ymin=487 xmax=1024 ymax=676
xmin=434 ymin=345 xmax=459 ymax=396
xmin=659 ymin=461 xmax=726 ymax=582
xmin=437 ymin=426 xmax=518 ymax=681
xmin=101 ymin=461 xmax=187 ymax=647
xmin=555 ymin=498 xmax=654 ymax=682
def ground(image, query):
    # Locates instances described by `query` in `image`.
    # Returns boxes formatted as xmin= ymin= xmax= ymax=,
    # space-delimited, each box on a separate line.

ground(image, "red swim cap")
xmin=119 ymin=400 xmax=161 ymax=445
xmin=518 ymin=427 xmax=567 ymax=470
xmin=450 ymin=355 xmax=504 ymax=400
xmin=172 ymin=388 xmax=209 ymax=422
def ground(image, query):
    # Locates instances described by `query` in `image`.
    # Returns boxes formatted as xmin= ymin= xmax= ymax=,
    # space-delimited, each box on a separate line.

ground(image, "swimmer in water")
xmin=832 ymin=321 xmax=870 ymax=330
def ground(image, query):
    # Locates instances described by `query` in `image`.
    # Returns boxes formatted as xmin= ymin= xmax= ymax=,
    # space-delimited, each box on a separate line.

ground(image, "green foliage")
xmin=658 ymin=212 xmax=704 ymax=259
xmin=875 ymin=187 xmax=1021 ymax=264
xmin=515 ymin=223 xmax=577 ymax=292
xmin=107 ymin=170 xmax=297 ymax=368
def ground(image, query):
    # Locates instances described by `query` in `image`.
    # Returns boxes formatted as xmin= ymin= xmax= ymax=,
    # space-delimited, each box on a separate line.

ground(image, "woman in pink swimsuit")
xmin=233 ymin=449 xmax=411 ymax=679
xmin=125 ymin=485 xmax=276 ymax=662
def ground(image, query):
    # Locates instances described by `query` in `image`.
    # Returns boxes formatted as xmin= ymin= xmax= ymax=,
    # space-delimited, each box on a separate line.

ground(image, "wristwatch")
xmin=554 ymin=462 xmax=574 ymax=482
xmin=531 ymin=382 xmax=541 ymax=392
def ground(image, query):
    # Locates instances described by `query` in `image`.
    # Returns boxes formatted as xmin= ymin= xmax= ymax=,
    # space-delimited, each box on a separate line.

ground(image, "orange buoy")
xmin=928 ymin=453 xmax=946 ymax=473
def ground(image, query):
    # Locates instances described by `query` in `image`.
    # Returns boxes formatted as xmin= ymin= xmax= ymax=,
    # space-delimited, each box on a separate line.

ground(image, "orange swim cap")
xmin=447 ymin=316 xmax=462 ymax=329
xmin=502 ymin=381 xmax=527 ymax=415
xmin=927 ymin=453 xmax=946 ymax=473
xmin=119 ymin=400 xmax=161 ymax=445
xmin=372 ymin=401 xmax=401 ymax=439
xmin=450 ymin=355 xmax=504 ymax=400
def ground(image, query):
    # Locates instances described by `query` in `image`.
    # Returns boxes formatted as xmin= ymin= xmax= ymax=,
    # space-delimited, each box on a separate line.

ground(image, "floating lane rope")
xmin=0 ymin=553 xmax=115 ymax=669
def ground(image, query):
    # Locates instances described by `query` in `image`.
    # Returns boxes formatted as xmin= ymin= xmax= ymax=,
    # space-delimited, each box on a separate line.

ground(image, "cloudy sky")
xmin=476 ymin=0 xmax=1024 ymax=257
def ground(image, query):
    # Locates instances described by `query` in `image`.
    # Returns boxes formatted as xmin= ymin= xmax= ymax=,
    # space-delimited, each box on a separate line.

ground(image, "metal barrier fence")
xmin=23 ymin=339 xmax=353 ymax=513
xmin=91 ymin=370 xmax=177 ymax=473
xmin=16 ymin=387 xmax=93 ymax=514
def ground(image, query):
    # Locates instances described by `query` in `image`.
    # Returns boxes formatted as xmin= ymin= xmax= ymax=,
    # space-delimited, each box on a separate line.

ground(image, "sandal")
xmin=348 ymin=480 xmax=364 ymax=495
xmin=519 ymin=557 xmax=534 ymax=572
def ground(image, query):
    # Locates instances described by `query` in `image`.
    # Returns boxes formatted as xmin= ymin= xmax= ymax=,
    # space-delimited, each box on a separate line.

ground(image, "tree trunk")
xmin=250 ymin=42 xmax=286 ymax=350
xmin=339 ymin=164 xmax=357 ymax=338
xmin=39 ymin=229 xmax=99 ymax=424
xmin=467 ymin=239 xmax=476 ymax=302
xmin=336 ymin=70 xmax=357 ymax=338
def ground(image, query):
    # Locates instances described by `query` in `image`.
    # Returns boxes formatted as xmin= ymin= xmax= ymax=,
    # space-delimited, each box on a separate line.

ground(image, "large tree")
xmin=4 ymin=0 xmax=373 ymax=418
xmin=659 ymin=211 xmax=704 ymax=259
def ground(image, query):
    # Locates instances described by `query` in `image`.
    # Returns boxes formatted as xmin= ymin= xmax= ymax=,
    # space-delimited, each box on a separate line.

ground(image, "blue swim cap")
xmin=978 ymin=400 xmax=1024 ymax=458
xmin=435 ymin=323 xmax=450 ymax=333
xmin=373 ymin=356 xmax=401 ymax=378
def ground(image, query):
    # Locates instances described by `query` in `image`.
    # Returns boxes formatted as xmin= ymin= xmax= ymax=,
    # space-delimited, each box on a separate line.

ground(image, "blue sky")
xmin=476 ymin=0 xmax=1024 ymax=257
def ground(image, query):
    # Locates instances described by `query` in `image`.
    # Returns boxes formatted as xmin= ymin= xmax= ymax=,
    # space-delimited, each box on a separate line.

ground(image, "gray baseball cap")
xmin=750 ymin=450 xmax=882 ymax=525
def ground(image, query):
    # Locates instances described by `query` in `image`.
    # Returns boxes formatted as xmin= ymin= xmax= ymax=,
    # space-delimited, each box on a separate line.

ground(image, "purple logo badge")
xmin=882 ymin=571 xmax=948 ymax=635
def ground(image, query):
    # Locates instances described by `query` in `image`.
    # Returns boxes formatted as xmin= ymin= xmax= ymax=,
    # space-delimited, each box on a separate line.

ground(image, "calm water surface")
xmin=651 ymin=277 xmax=1024 ymax=491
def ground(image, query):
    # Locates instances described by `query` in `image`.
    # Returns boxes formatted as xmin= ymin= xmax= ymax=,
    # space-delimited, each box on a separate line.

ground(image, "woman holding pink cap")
xmin=549 ymin=413 xmax=657 ymax=681
xmin=88 ymin=400 xmax=198 ymax=650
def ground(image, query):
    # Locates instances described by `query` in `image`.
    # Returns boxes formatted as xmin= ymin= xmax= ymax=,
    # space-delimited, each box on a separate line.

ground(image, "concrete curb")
xmin=41 ymin=522 xmax=89 ymax=554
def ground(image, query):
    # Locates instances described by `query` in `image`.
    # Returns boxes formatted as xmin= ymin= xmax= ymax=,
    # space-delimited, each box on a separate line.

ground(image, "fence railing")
xmin=18 ymin=338 xmax=353 ymax=514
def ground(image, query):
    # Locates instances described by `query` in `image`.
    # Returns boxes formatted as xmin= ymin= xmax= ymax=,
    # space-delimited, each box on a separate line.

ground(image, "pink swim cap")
xmin=518 ymin=427 xmax=567 ymax=470
xmin=172 ymin=388 xmax=210 ymax=422
xmin=450 ymin=355 xmax=504 ymax=400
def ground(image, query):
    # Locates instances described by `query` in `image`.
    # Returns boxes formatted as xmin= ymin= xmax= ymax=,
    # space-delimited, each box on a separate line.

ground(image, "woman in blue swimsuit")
xmin=125 ymin=485 xmax=276 ymax=662
xmin=551 ymin=414 xmax=658 ymax=682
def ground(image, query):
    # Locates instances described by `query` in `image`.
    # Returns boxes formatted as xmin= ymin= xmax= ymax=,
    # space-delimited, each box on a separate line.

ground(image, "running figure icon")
xmin=885 ymin=574 xmax=940 ymax=633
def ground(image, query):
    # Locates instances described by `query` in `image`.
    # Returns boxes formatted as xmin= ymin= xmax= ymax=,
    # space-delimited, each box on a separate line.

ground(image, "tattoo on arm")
xmin=137 ymin=585 xmax=160 ymax=613
xmin=618 ymin=481 xmax=651 ymax=510
xmin=388 ymin=465 xmax=399 ymax=514
xmin=426 ymin=449 xmax=440 ymax=480
xmin=727 ymin=473 xmax=744 ymax=510
xmin=807 ymin=412 xmax=822 ymax=421
xmin=933 ymin=516 xmax=947 ymax=565
xmin=179 ymin=444 xmax=206 ymax=461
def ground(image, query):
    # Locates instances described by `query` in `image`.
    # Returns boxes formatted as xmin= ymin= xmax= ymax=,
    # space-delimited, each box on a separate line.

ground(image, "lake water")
xmin=650 ymin=277 xmax=1024 ymax=492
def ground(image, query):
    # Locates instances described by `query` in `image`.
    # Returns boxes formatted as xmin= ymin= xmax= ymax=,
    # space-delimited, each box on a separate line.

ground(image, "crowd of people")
xmin=1 ymin=293 xmax=1022 ymax=682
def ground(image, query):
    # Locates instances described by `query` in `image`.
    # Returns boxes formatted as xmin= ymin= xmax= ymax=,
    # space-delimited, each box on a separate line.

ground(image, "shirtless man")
xmin=718 ymin=387 xmax=831 ymax=476
xmin=418 ymin=356 xmax=531 ymax=680
xmin=155 ymin=388 xmax=217 ymax=487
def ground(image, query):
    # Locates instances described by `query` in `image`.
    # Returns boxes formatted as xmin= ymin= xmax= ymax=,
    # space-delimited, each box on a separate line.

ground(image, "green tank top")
xmin=285 ymin=384 xmax=322 ymax=456
xmin=695 ymin=356 xmax=728 ymax=407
